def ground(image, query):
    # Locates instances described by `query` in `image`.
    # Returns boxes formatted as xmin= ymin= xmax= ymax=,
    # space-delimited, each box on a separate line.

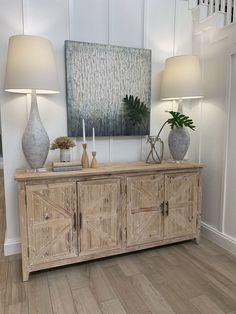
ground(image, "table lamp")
xmin=160 ymin=55 xmax=203 ymax=112
xmin=4 ymin=35 xmax=59 ymax=169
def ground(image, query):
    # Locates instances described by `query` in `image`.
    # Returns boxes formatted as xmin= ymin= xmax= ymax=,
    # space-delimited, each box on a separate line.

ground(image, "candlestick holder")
xmin=81 ymin=143 xmax=89 ymax=168
xmin=91 ymin=151 xmax=97 ymax=168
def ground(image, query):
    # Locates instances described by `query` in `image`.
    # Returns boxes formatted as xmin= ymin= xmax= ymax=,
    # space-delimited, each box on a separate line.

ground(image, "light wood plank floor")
xmin=1 ymin=172 xmax=236 ymax=313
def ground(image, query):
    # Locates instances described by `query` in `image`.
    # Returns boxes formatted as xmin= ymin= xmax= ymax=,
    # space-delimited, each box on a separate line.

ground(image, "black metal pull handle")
xmin=73 ymin=212 xmax=77 ymax=231
xmin=79 ymin=212 xmax=82 ymax=229
xmin=166 ymin=201 xmax=169 ymax=216
xmin=160 ymin=201 xmax=165 ymax=216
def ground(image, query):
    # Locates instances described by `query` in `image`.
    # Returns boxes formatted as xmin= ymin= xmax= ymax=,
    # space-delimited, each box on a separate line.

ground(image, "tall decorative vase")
xmin=168 ymin=127 xmax=190 ymax=161
xmin=22 ymin=91 xmax=49 ymax=169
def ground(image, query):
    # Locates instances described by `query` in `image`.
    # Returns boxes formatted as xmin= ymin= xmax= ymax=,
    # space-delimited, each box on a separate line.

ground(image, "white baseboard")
xmin=4 ymin=237 xmax=21 ymax=256
xmin=201 ymin=221 xmax=236 ymax=256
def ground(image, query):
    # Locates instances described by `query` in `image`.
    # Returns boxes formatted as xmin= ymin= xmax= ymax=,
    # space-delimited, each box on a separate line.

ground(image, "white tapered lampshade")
xmin=5 ymin=35 xmax=59 ymax=94
xmin=160 ymin=55 xmax=203 ymax=101
xmin=4 ymin=35 xmax=59 ymax=169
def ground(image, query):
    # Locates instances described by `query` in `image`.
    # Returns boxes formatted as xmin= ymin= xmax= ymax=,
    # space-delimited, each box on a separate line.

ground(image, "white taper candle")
xmin=82 ymin=119 xmax=86 ymax=143
xmin=92 ymin=127 xmax=96 ymax=151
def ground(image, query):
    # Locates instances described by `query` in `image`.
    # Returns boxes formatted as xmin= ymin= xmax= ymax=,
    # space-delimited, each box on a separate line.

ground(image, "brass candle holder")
xmin=81 ymin=143 xmax=89 ymax=168
xmin=91 ymin=151 xmax=97 ymax=168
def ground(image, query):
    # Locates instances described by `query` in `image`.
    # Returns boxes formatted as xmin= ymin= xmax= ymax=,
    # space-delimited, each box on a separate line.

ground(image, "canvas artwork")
xmin=65 ymin=40 xmax=151 ymax=137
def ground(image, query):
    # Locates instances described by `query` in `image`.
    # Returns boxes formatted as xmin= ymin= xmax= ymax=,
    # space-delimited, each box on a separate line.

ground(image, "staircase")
xmin=189 ymin=0 xmax=236 ymax=26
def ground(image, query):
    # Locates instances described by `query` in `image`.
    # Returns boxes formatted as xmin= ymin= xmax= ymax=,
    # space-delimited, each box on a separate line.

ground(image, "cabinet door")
xmin=164 ymin=173 xmax=198 ymax=240
xmin=78 ymin=179 xmax=121 ymax=255
xmin=127 ymin=175 xmax=164 ymax=247
xmin=26 ymin=182 xmax=77 ymax=266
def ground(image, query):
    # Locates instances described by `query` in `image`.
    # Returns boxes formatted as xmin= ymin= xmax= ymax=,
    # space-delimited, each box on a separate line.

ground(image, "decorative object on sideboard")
xmin=123 ymin=95 xmax=163 ymax=164
xmin=91 ymin=152 xmax=97 ymax=168
xmin=160 ymin=55 xmax=203 ymax=113
xmin=145 ymin=136 xmax=164 ymax=164
xmin=91 ymin=127 xmax=97 ymax=168
xmin=4 ymin=35 xmax=59 ymax=169
xmin=52 ymin=160 xmax=82 ymax=172
xmin=81 ymin=144 xmax=89 ymax=168
xmin=50 ymin=136 xmax=75 ymax=162
xmin=65 ymin=41 xmax=151 ymax=137
xmin=157 ymin=111 xmax=195 ymax=162
xmin=81 ymin=119 xmax=89 ymax=168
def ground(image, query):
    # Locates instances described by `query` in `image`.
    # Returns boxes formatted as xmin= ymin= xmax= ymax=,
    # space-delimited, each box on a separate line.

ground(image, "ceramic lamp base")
xmin=22 ymin=90 xmax=49 ymax=169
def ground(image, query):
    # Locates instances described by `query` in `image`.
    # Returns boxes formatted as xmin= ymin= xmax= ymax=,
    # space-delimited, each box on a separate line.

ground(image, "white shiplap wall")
xmin=0 ymin=0 xmax=192 ymax=254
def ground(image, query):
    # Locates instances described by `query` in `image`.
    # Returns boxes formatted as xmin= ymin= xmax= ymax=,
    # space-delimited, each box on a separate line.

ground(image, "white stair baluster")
xmin=221 ymin=0 xmax=226 ymax=12
xmin=233 ymin=0 xmax=236 ymax=21
xmin=215 ymin=0 xmax=220 ymax=12
xmin=226 ymin=0 xmax=232 ymax=24
xmin=209 ymin=0 xmax=214 ymax=14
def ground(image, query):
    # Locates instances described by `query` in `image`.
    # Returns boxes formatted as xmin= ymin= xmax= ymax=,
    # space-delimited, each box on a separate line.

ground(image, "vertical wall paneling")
xmin=223 ymin=52 xmax=236 ymax=238
xmin=0 ymin=0 xmax=26 ymax=251
xmin=201 ymin=38 xmax=228 ymax=229
xmin=145 ymin=0 xmax=176 ymax=159
xmin=143 ymin=0 xmax=149 ymax=49
xmin=68 ymin=0 xmax=74 ymax=40
xmin=109 ymin=0 xmax=144 ymax=48
xmin=72 ymin=0 xmax=109 ymax=44
xmin=175 ymin=0 xmax=192 ymax=55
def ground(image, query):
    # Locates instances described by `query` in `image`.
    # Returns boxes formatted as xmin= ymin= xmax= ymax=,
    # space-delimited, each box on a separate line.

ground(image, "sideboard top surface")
xmin=15 ymin=161 xmax=204 ymax=182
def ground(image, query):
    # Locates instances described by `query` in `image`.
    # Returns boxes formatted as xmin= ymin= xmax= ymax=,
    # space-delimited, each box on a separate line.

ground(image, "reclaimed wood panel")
xmin=164 ymin=173 xmax=198 ymax=240
xmin=127 ymin=175 xmax=164 ymax=247
xmin=78 ymin=179 xmax=122 ymax=255
xmin=26 ymin=182 xmax=77 ymax=266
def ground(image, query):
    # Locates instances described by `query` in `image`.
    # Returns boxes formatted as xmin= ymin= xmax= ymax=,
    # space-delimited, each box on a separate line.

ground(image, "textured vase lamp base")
xmin=22 ymin=90 xmax=49 ymax=169
xmin=168 ymin=128 xmax=190 ymax=162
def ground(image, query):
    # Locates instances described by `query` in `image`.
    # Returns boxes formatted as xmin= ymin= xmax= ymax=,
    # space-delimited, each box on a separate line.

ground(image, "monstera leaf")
xmin=123 ymin=95 xmax=149 ymax=131
xmin=167 ymin=111 xmax=195 ymax=130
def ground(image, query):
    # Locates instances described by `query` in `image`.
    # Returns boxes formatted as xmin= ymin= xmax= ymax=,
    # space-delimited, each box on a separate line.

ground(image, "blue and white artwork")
xmin=65 ymin=40 xmax=151 ymax=137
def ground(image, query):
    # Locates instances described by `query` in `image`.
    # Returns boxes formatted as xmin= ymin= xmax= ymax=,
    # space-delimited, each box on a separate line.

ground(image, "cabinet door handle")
xmin=166 ymin=201 xmax=169 ymax=216
xmin=160 ymin=201 xmax=165 ymax=216
xmin=73 ymin=212 xmax=77 ymax=231
xmin=79 ymin=212 xmax=82 ymax=229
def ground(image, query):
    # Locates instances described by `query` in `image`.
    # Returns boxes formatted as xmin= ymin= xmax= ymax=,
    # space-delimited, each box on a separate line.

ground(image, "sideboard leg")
xmin=22 ymin=266 xmax=29 ymax=282
xmin=194 ymin=236 xmax=200 ymax=245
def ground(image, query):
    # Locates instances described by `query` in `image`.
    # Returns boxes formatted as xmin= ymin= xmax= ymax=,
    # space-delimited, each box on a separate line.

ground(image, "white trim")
xmin=68 ymin=0 xmax=74 ymax=40
xmin=108 ymin=0 xmax=112 ymax=44
xmin=4 ymin=237 xmax=21 ymax=256
xmin=220 ymin=51 xmax=235 ymax=233
xmin=0 ymin=157 xmax=3 ymax=169
xmin=201 ymin=221 xmax=236 ymax=256
xmin=143 ymin=0 xmax=149 ymax=49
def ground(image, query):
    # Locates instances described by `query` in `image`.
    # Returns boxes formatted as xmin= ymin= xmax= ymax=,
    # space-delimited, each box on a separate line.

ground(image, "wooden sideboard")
xmin=15 ymin=162 xmax=203 ymax=281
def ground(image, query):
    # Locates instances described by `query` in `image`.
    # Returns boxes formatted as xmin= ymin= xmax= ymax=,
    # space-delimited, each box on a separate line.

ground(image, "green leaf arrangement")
xmin=123 ymin=95 xmax=150 ymax=132
xmin=167 ymin=111 xmax=196 ymax=130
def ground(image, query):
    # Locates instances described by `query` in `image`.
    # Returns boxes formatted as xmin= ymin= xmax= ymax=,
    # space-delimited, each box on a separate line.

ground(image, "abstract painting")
xmin=65 ymin=40 xmax=151 ymax=137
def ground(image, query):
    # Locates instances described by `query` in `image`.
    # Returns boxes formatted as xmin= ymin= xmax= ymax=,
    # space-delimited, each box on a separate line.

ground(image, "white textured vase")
xmin=60 ymin=149 xmax=71 ymax=162
xmin=168 ymin=127 xmax=190 ymax=161
xmin=22 ymin=91 xmax=49 ymax=169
